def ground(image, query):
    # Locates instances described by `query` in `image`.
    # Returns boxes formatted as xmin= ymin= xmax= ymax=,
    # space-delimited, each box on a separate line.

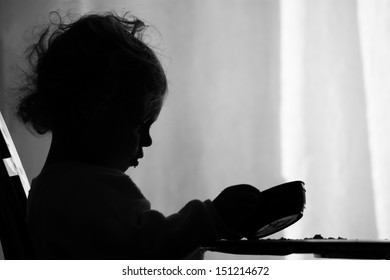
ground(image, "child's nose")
xmin=141 ymin=130 xmax=152 ymax=147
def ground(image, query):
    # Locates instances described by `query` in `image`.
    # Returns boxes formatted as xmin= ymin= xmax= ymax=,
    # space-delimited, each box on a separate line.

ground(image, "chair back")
xmin=0 ymin=110 xmax=33 ymax=259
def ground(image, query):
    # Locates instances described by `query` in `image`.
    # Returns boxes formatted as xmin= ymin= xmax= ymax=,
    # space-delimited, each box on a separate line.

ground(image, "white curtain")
xmin=1 ymin=0 xmax=389 ymax=260
xmin=281 ymin=0 xmax=390 ymax=242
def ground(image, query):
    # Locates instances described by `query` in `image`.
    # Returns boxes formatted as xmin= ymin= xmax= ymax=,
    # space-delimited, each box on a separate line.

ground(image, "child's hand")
xmin=213 ymin=184 xmax=263 ymax=238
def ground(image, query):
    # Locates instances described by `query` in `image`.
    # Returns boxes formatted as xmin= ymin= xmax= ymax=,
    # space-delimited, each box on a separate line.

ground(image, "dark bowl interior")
xmin=255 ymin=181 xmax=306 ymax=238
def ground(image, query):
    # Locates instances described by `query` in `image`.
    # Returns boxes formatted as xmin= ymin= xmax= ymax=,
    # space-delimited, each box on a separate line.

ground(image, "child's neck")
xmin=43 ymin=130 xmax=118 ymax=171
xmin=44 ymin=130 xmax=82 ymax=168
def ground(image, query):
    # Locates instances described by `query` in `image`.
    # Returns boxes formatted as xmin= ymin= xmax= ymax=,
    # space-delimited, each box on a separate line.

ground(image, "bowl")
xmin=254 ymin=181 xmax=306 ymax=238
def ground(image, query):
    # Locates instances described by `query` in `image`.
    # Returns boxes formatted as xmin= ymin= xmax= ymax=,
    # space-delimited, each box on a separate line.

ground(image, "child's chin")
xmin=130 ymin=159 xmax=139 ymax=167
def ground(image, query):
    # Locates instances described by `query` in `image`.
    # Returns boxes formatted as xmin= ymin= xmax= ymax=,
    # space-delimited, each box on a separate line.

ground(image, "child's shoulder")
xmin=38 ymin=161 xmax=126 ymax=180
xmin=31 ymin=161 xmax=140 ymax=198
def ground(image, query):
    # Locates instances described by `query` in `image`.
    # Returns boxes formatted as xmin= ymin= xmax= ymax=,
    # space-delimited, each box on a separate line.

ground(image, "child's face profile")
xmin=82 ymin=100 xmax=161 ymax=172
xmin=121 ymin=117 xmax=155 ymax=169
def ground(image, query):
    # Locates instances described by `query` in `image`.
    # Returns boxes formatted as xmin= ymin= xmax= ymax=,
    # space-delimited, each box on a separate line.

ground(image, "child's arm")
xmin=122 ymin=199 xmax=224 ymax=259
xmin=128 ymin=184 xmax=263 ymax=259
xmin=28 ymin=168 xmax=262 ymax=259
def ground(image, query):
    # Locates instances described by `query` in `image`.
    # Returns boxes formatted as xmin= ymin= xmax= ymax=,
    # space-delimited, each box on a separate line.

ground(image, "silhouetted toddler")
xmin=16 ymin=12 xmax=264 ymax=259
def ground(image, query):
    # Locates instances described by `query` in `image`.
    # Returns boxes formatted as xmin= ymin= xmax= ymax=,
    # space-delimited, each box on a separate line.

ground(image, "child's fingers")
xmin=222 ymin=184 xmax=262 ymax=196
xmin=218 ymin=185 xmax=263 ymax=206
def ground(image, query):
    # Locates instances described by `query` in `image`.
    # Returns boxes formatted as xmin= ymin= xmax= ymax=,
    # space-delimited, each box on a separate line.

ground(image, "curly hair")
xmin=16 ymin=11 xmax=167 ymax=134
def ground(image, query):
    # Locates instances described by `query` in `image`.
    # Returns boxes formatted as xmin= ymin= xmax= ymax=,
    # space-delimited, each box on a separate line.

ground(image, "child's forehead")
xmin=117 ymin=94 xmax=161 ymax=119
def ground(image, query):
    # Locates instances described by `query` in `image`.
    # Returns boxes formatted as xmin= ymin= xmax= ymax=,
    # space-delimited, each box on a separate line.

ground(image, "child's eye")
xmin=133 ymin=118 xmax=152 ymax=130
xmin=131 ymin=121 xmax=143 ymax=130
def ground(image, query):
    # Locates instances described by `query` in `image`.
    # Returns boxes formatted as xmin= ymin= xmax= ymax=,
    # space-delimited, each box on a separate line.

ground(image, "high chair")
xmin=0 ymin=110 xmax=33 ymax=259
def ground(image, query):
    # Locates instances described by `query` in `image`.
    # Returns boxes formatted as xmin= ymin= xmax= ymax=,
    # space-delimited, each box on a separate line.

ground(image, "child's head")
xmin=16 ymin=11 xmax=168 ymax=170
